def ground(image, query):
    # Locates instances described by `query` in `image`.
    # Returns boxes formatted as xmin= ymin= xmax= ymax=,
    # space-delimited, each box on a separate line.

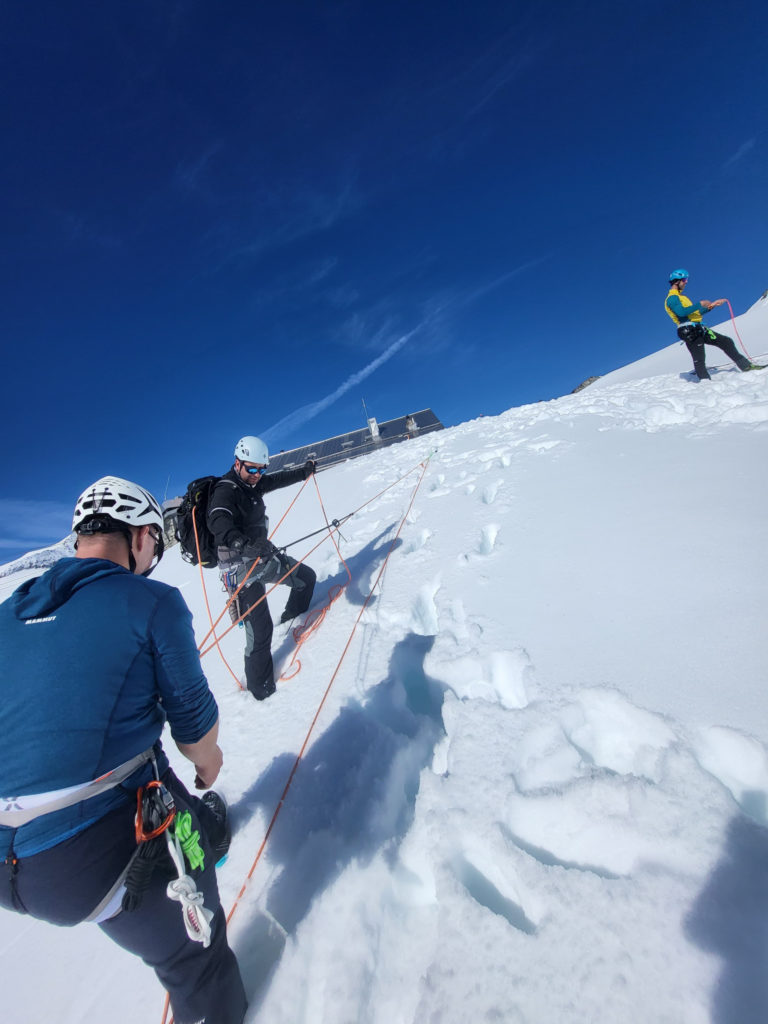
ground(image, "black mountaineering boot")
xmin=201 ymin=791 xmax=231 ymax=866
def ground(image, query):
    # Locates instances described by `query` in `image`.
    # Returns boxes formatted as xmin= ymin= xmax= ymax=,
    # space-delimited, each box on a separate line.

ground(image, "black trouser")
xmin=678 ymin=323 xmax=751 ymax=380
xmin=0 ymin=770 xmax=246 ymax=1024
xmin=239 ymin=555 xmax=316 ymax=700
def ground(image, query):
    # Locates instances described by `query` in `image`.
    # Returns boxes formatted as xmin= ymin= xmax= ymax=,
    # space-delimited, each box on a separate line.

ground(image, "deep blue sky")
xmin=2 ymin=0 xmax=767 ymax=560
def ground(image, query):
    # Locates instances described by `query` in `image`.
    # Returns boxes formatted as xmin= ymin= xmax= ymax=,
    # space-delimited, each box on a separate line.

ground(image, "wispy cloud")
xmin=251 ymin=257 xmax=340 ymax=307
xmin=722 ymin=137 xmax=756 ymax=171
xmin=260 ymin=252 xmax=548 ymax=444
xmin=55 ymin=211 xmax=122 ymax=250
xmin=458 ymin=254 xmax=553 ymax=307
xmin=174 ymin=143 xmax=224 ymax=199
xmin=467 ymin=49 xmax=538 ymax=117
xmin=261 ymin=327 xmax=420 ymax=442
xmin=230 ymin=171 xmax=362 ymax=265
xmin=0 ymin=499 xmax=73 ymax=550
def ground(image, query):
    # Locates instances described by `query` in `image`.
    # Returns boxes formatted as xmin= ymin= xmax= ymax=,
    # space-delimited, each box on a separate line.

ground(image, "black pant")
xmin=0 ymin=771 xmax=246 ymax=1024
xmin=240 ymin=556 xmax=316 ymax=700
xmin=678 ymin=323 xmax=751 ymax=380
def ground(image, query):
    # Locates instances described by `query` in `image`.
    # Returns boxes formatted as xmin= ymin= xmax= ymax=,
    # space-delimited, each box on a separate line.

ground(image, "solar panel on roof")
xmin=266 ymin=408 xmax=444 ymax=473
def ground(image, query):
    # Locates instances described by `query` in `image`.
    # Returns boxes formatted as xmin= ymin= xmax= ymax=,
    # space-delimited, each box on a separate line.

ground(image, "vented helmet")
xmin=234 ymin=436 xmax=269 ymax=464
xmin=72 ymin=476 xmax=165 ymax=575
xmin=72 ymin=476 xmax=164 ymax=533
xmin=669 ymin=268 xmax=689 ymax=282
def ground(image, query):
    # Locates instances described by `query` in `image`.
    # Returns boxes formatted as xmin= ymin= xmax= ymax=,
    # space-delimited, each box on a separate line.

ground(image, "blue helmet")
xmin=669 ymin=268 xmax=689 ymax=282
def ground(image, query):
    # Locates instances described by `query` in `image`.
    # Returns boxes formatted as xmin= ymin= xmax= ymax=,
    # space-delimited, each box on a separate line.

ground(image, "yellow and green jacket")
xmin=664 ymin=287 xmax=707 ymax=326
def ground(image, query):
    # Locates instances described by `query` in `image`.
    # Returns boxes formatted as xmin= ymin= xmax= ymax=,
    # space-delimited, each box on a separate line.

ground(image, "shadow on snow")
xmin=229 ymin=632 xmax=445 ymax=1012
xmin=685 ymin=798 xmax=768 ymax=1024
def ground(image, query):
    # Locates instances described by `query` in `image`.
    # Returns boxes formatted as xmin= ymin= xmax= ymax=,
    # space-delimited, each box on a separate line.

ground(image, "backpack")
xmin=175 ymin=476 xmax=220 ymax=568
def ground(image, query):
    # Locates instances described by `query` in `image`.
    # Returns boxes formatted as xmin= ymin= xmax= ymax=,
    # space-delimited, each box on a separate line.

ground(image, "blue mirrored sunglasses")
xmin=244 ymin=464 xmax=267 ymax=475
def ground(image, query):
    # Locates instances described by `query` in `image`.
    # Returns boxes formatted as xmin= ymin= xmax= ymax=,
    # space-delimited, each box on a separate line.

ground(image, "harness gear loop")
xmin=165 ymin=826 xmax=213 ymax=947
xmin=135 ymin=780 xmax=176 ymax=843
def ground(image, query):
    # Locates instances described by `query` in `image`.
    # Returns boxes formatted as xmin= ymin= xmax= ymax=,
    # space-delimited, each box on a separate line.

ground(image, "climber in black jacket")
xmin=207 ymin=435 xmax=316 ymax=699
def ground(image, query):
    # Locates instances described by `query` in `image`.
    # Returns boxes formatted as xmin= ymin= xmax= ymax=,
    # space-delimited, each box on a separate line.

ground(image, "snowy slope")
xmin=1 ymin=312 xmax=767 ymax=1024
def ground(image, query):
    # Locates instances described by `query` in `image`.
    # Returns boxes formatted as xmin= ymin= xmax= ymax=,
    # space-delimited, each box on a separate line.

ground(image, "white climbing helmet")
xmin=72 ymin=476 xmax=164 ymax=533
xmin=234 ymin=436 xmax=269 ymax=465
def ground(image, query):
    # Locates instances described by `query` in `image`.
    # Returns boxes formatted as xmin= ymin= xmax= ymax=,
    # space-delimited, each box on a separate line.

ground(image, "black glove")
xmin=243 ymin=537 xmax=277 ymax=562
xmin=303 ymin=459 xmax=317 ymax=479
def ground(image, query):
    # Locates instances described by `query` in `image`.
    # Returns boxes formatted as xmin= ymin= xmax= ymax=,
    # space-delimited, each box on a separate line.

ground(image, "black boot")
xmin=201 ymin=791 xmax=232 ymax=865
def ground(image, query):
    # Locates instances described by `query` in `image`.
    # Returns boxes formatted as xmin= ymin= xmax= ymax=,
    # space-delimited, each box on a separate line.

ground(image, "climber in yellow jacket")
xmin=664 ymin=269 xmax=764 ymax=381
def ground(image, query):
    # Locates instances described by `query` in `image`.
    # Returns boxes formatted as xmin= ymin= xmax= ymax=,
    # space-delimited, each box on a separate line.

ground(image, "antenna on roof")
xmin=362 ymin=397 xmax=370 ymax=425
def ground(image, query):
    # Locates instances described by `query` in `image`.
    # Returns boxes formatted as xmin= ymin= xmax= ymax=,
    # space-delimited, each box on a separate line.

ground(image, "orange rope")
xmin=225 ymin=458 xmax=430 ymax=928
xmin=196 ymin=477 xmax=319 ymax=655
xmin=278 ymin=474 xmax=353 ymax=681
xmin=724 ymin=299 xmax=754 ymax=361
xmin=191 ymin=507 xmax=243 ymax=690
xmin=198 ymin=460 xmax=427 ymax=658
xmin=193 ymin=477 xmax=312 ymax=656
xmin=160 ymin=456 xmax=432 ymax=1024
xmin=193 ymin=552 xmax=264 ymax=655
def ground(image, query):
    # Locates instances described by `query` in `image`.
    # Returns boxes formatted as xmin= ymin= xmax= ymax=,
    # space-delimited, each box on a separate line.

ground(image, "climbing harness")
xmin=123 ymin=767 xmax=213 ymax=947
xmin=0 ymin=747 xmax=155 ymax=828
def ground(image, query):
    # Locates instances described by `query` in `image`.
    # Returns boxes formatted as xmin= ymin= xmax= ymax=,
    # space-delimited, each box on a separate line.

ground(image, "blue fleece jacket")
xmin=0 ymin=558 xmax=218 ymax=857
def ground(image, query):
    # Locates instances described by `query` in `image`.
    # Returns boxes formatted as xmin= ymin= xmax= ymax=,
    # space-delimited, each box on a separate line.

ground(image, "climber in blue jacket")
xmin=0 ymin=476 xmax=246 ymax=1024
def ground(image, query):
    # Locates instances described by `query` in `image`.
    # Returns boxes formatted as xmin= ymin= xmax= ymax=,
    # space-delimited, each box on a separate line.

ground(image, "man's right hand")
xmin=243 ymin=538 xmax=277 ymax=562
xmin=193 ymin=744 xmax=223 ymax=789
xmin=177 ymin=722 xmax=223 ymax=790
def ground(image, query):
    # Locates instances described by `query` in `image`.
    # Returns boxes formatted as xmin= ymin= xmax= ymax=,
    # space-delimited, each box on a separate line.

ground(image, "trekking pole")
xmin=278 ymin=513 xmax=354 ymax=552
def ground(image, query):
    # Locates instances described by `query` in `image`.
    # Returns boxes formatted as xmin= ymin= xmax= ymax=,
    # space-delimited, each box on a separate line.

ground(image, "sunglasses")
xmin=243 ymin=464 xmax=267 ymax=475
xmin=141 ymin=526 xmax=165 ymax=577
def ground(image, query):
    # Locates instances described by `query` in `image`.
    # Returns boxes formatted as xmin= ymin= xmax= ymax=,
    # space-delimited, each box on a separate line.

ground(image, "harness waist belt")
xmin=0 ymin=747 xmax=154 ymax=827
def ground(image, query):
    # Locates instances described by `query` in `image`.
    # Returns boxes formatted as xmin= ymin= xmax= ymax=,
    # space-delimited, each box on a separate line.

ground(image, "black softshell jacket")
xmin=207 ymin=465 xmax=306 ymax=554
